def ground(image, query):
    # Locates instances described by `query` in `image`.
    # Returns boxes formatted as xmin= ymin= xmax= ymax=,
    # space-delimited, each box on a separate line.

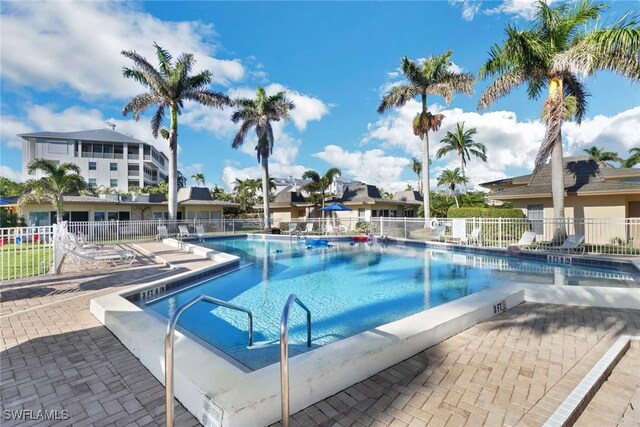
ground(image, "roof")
xmin=272 ymin=191 xmax=309 ymax=206
xmin=340 ymin=184 xmax=385 ymax=203
xmin=392 ymin=190 xmax=423 ymax=205
xmin=177 ymin=187 xmax=238 ymax=207
xmin=0 ymin=196 xmax=19 ymax=206
xmin=483 ymin=156 xmax=640 ymax=199
xmin=20 ymin=128 xmax=149 ymax=145
xmin=62 ymin=195 xmax=119 ymax=204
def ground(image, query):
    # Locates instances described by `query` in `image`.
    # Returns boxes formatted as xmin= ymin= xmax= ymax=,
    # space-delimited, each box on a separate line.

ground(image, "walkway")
xmin=1 ymin=245 xmax=639 ymax=426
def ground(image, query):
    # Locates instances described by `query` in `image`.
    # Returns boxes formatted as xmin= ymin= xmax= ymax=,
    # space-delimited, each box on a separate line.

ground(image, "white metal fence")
xmin=2 ymin=216 xmax=638 ymax=282
xmin=1 ymin=225 xmax=55 ymax=282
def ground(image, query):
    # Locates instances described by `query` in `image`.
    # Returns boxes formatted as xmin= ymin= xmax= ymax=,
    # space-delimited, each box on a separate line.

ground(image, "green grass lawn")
xmin=1 ymin=243 xmax=53 ymax=280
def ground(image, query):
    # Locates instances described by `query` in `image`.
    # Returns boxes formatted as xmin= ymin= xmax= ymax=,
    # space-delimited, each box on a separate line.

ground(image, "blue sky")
xmin=1 ymin=0 xmax=638 ymax=192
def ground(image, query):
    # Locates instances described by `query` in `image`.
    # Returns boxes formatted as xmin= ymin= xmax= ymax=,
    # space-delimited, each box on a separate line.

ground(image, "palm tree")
xmin=410 ymin=157 xmax=422 ymax=194
xmin=231 ymin=87 xmax=295 ymax=229
xmin=478 ymin=0 xmax=640 ymax=236
xmin=192 ymin=173 xmax=206 ymax=187
xmin=582 ymin=146 xmax=622 ymax=164
xmin=436 ymin=122 xmax=486 ymax=186
xmin=623 ymin=147 xmax=640 ymax=168
xmin=437 ymin=168 xmax=468 ymax=208
xmin=301 ymin=167 xmax=342 ymax=211
xmin=378 ymin=51 xmax=474 ymax=223
xmin=233 ymin=178 xmax=260 ymax=212
xmin=19 ymin=159 xmax=86 ymax=222
xmin=121 ymin=43 xmax=232 ymax=220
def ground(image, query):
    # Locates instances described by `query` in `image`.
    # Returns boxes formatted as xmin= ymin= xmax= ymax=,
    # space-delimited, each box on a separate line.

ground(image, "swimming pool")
xmin=142 ymin=237 xmax=635 ymax=370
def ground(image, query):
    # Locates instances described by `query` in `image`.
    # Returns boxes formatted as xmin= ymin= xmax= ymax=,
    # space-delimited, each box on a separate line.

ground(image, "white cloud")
xmin=314 ymin=145 xmax=410 ymax=192
xmin=485 ymin=0 xmax=558 ymax=19
xmin=180 ymin=102 xmax=237 ymax=139
xmin=449 ymin=0 xmax=482 ymax=21
xmin=1 ymin=1 xmax=245 ymax=98
xmin=0 ymin=116 xmax=34 ymax=149
xmin=0 ymin=165 xmax=23 ymax=181
xmin=563 ymin=107 xmax=640 ymax=157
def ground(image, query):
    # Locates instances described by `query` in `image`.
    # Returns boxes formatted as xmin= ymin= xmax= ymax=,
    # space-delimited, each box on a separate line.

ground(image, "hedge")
xmin=447 ymin=207 xmax=525 ymax=219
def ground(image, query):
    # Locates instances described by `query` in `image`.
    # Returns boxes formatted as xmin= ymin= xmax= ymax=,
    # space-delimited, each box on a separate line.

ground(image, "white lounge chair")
xmin=195 ymin=224 xmax=206 ymax=242
xmin=514 ymin=230 xmax=537 ymax=249
xmin=549 ymin=234 xmax=585 ymax=254
xmin=303 ymin=223 xmax=315 ymax=235
xmin=64 ymin=243 xmax=137 ymax=269
xmin=68 ymin=232 xmax=102 ymax=249
xmin=465 ymin=227 xmax=482 ymax=245
xmin=284 ymin=223 xmax=298 ymax=235
xmin=156 ymin=225 xmax=169 ymax=240
xmin=429 ymin=225 xmax=447 ymax=241
xmin=178 ymin=225 xmax=192 ymax=239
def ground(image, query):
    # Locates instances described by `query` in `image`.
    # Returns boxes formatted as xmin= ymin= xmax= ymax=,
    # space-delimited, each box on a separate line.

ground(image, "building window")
xmin=110 ymin=162 xmax=117 ymax=171
xmin=94 ymin=212 xmax=106 ymax=221
xmin=28 ymin=212 xmax=50 ymax=226
xmin=110 ymin=179 xmax=118 ymax=188
xmin=527 ymin=204 xmax=544 ymax=235
xmin=89 ymin=162 xmax=96 ymax=170
xmin=153 ymin=211 xmax=169 ymax=220
xmin=358 ymin=208 xmax=365 ymax=222
xmin=89 ymin=178 xmax=97 ymax=186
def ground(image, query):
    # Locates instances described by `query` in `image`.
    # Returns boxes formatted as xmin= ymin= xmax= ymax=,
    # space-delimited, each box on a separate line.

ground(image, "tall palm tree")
xmin=19 ymin=159 xmax=86 ymax=222
xmin=121 ymin=43 xmax=232 ymax=220
xmin=301 ymin=167 xmax=342 ymax=210
xmin=378 ymin=51 xmax=474 ymax=223
xmin=231 ymin=87 xmax=295 ymax=229
xmin=192 ymin=173 xmax=206 ymax=187
xmin=623 ymin=147 xmax=640 ymax=168
xmin=437 ymin=168 xmax=468 ymax=208
xmin=410 ymin=157 xmax=423 ymax=195
xmin=478 ymin=0 xmax=640 ymax=236
xmin=435 ymin=122 xmax=487 ymax=186
xmin=582 ymin=146 xmax=622 ymax=163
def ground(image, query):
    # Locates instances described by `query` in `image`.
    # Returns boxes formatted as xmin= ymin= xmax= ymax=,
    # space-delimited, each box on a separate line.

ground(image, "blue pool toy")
xmin=306 ymin=238 xmax=329 ymax=246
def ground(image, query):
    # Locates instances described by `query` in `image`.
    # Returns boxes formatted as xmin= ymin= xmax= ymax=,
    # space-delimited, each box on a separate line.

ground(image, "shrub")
xmin=355 ymin=221 xmax=375 ymax=233
xmin=447 ymin=207 xmax=525 ymax=219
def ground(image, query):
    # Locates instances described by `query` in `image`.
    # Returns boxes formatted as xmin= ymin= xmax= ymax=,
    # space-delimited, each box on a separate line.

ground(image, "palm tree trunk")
xmin=460 ymin=158 xmax=467 ymax=193
xmin=261 ymin=152 xmax=271 ymax=229
xmin=422 ymin=131 xmax=431 ymax=225
xmin=548 ymin=78 xmax=566 ymax=242
xmin=56 ymin=196 xmax=63 ymax=223
xmin=452 ymin=187 xmax=459 ymax=208
xmin=168 ymin=108 xmax=178 ymax=220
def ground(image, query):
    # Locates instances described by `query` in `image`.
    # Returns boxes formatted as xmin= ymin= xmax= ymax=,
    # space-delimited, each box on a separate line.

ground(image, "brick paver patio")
xmin=2 ymin=243 xmax=639 ymax=426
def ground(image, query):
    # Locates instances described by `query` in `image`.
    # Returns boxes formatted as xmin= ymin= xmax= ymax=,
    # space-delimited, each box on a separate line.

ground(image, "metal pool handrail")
xmin=165 ymin=295 xmax=254 ymax=427
xmin=280 ymin=294 xmax=312 ymax=427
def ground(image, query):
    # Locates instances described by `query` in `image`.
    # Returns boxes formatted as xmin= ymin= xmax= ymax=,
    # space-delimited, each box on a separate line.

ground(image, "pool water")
xmin=144 ymin=237 xmax=635 ymax=370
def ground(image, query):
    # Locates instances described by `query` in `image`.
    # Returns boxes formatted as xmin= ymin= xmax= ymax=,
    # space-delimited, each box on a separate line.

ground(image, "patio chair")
xmin=324 ymin=223 xmax=336 ymax=235
xmin=284 ymin=223 xmax=298 ymax=235
xmin=464 ymin=227 xmax=482 ymax=245
xmin=514 ymin=230 xmax=537 ymax=249
xmin=178 ymin=225 xmax=192 ymax=239
xmin=64 ymin=244 xmax=137 ymax=269
xmin=303 ymin=223 xmax=315 ymax=235
xmin=548 ymin=234 xmax=585 ymax=254
xmin=428 ymin=225 xmax=447 ymax=241
xmin=195 ymin=224 xmax=206 ymax=242
xmin=156 ymin=225 xmax=169 ymax=241
xmin=68 ymin=232 xmax=102 ymax=249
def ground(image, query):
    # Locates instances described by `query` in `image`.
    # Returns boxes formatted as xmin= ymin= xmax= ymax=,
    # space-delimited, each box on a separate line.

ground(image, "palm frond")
xmin=232 ymin=119 xmax=256 ymax=149
xmin=401 ymin=57 xmax=426 ymax=89
xmin=122 ymin=92 xmax=157 ymax=119
xmin=150 ymin=106 xmax=166 ymax=139
xmin=174 ymin=53 xmax=195 ymax=87
xmin=121 ymin=49 xmax=167 ymax=93
xmin=534 ymin=92 xmax=564 ymax=174
xmin=377 ymin=84 xmax=419 ymax=113
xmin=185 ymin=71 xmax=213 ymax=91
xmin=478 ymin=69 xmax=527 ymax=109
xmin=153 ymin=42 xmax=173 ymax=76
xmin=561 ymin=72 xmax=588 ymax=123
xmin=182 ymin=89 xmax=232 ymax=108
xmin=302 ymin=170 xmax=321 ymax=182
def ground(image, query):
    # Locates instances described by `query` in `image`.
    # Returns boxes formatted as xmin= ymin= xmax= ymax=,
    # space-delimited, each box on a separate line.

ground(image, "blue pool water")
xmin=144 ymin=237 xmax=635 ymax=370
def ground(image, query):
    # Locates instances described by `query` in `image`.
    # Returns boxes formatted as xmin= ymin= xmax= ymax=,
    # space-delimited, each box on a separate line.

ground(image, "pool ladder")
xmin=164 ymin=295 xmax=254 ymax=427
xmin=163 ymin=293 xmax=311 ymax=427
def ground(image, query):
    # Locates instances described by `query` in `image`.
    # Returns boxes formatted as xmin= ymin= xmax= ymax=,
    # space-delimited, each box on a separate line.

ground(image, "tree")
xmin=211 ymin=184 xmax=234 ymax=202
xmin=582 ymin=146 xmax=622 ymax=164
xmin=121 ymin=43 xmax=232 ymax=220
xmin=378 ymin=51 xmax=474 ymax=224
xmin=19 ymin=159 xmax=86 ymax=222
xmin=410 ymin=157 xmax=422 ymax=194
xmin=623 ymin=147 xmax=640 ymax=168
xmin=231 ymin=87 xmax=295 ymax=229
xmin=233 ymin=178 xmax=261 ymax=213
xmin=478 ymin=0 xmax=640 ymax=237
xmin=436 ymin=122 xmax=486 ymax=186
xmin=0 ymin=177 xmax=23 ymax=196
xmin=437 ymin=168 xmax=468 ymax=208
xmin=301 ymin=167 xmax=342 ymax=211
xmin=192 ymin=173 xmax=206 ymax=187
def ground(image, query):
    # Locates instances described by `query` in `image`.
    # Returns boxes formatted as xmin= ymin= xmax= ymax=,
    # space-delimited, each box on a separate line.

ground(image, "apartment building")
xmin=20 ymin=125 xmax=169 ymax=192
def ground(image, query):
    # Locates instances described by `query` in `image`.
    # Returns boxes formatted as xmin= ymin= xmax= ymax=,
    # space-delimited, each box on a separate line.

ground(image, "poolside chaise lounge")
xmin=429 ymin=225 xmax=447 ymax=241
xmin=195 ymin=224 xmax=206 ymax=242
xmin=178 ymin=225 xmax=192 ymax=239
xmin=63 ymin=237 xmax=137 ymax=269
xmin=156 ymin=225 xmax=169 ymax=240
xmin=548 ymin=234 xmax=586 ymax=254
xmin=303 ymin=223 xmax=315 ymax=235
xmin=284 ymin=223 xmax=298 ymax=235
xmin=512 ymin=230 xmax=537 ymax=250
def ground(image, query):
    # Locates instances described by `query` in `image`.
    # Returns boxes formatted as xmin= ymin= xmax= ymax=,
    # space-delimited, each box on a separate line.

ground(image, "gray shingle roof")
xmin=340 ymin=184 xmax=384 ymax=203
xmin=177 ymin=187 xmax=238 ymax=207
xmin=20 ymin=128 xmax=149 ymax=145
xmin=485 ymin=156 xmax=640 ymax=198
xmin=392 ymin=190 xmax=423 ymax=204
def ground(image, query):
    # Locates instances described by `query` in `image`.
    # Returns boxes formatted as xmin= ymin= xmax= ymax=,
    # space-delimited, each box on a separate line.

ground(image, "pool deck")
xmin=1 ymin=243 xmax=639 ymax=426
